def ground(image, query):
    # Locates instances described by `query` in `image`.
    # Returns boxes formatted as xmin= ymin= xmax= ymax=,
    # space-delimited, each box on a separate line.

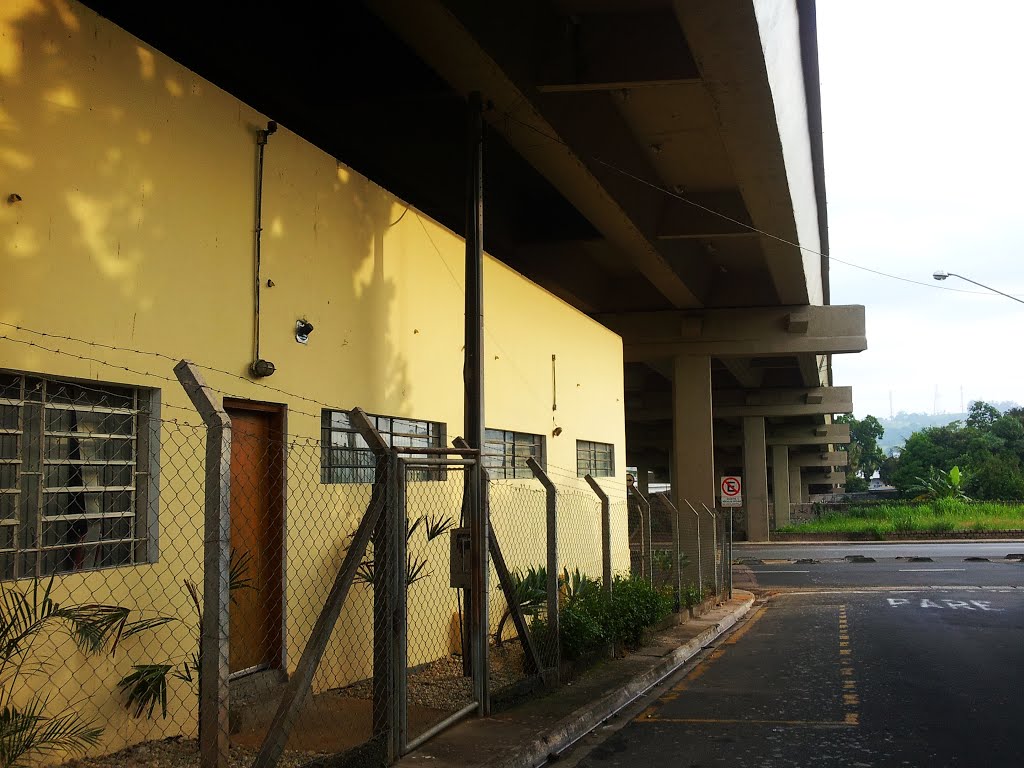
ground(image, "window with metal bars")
xmin=483 ymin=428 xmax=544 ymax=479
xmin=576 ymin=439 xmax=614 ymax=478
xmin=321 ymin=410 xmax=446 ymax=483
xmin=0 ymin=371 xmax=159 ymax=580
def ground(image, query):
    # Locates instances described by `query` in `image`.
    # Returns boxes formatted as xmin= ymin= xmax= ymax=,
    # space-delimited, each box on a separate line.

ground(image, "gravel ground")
xmin=332 ymin=644 xmax=528 ymax=710
xmin=60 ymin=646 xmax=528 ymax=768
xmin=61 ymin=737 xmax=324 ymax=768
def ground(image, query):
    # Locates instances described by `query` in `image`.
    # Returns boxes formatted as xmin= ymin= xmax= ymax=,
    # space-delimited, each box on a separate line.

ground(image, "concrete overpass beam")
xmin=597 ymin=305 xmax=867 ymax=362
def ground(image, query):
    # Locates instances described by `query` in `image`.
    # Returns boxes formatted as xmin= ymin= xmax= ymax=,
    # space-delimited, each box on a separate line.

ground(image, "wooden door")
xmin=226 ymin=402 xmax=285 ymax=676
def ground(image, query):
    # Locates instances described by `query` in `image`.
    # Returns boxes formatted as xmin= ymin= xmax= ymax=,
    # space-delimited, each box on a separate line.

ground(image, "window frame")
xmin=576 ymin=439 xmax=615 ymax=478
xmin=483 ymin=428 xmax=545 ymax=480
xmin=0 ymin=370 xmax=160 ymax=580
xmin=321 ymin=409 xmax=447 ymax=483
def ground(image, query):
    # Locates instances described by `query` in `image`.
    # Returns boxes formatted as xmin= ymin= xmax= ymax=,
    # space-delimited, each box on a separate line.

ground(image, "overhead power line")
xmin=499 ymin=111 xmax=1017 ymax=300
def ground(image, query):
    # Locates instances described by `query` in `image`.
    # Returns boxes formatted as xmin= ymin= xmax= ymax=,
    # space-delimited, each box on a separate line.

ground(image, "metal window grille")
xmin=483 ymin=428 xmax=544 ymax=479
xmin=576 ymin=439 xmax=614 ymax=477
xmin=0 ymin=371 xmax=156 ymax=580
xmin=321 ymin=409 xmax=445 ymax=482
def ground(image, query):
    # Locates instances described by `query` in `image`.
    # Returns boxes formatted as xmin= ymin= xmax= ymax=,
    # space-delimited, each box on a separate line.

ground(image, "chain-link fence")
xmin=0 ymin=367 xmax=404 ymax=768
xmin=2 ymin=364 xmax=734 ymax=768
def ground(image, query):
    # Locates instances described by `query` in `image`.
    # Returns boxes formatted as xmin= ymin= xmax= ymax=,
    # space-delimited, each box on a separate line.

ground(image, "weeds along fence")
xmin=0 ymin=360 xmax=730 ymax=768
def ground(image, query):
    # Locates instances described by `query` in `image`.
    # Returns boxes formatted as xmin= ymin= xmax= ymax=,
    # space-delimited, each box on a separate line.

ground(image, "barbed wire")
xmin=0 ymin=333 xmax=331 ymax=425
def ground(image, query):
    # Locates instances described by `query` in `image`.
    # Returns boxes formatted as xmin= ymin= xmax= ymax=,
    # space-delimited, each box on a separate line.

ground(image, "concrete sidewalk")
xmin=395 ymin=591 xmax=755 ymax=768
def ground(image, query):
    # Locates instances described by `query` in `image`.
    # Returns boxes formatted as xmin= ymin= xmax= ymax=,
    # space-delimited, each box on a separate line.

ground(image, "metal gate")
xmin=389 ymin=447 xmax=488 ymax=755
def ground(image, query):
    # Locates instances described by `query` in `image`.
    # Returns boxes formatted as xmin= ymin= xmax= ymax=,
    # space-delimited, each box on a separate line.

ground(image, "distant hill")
xmin=876 ymin=400 xmax=1020 ymax=455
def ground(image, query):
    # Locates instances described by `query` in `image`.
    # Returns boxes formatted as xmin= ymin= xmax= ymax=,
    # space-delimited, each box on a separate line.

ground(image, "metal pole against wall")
xmin=173 ymin=361 xmax=229 ymax=768
xmin=527 ymin=457 xmax=559 ymax=673
xmin=684 ymin=499 xmax=702 ymax=597
xmin=463 ymin=91 xmax=487 ymax=709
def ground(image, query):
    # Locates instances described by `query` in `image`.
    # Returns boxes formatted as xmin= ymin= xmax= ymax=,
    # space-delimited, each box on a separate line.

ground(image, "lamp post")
xmin=932 ymin=271 xmax=1024 ymax=305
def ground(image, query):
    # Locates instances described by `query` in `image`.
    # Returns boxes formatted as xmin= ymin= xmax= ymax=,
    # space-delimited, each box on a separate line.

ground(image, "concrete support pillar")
xmin=802 ymin=480 xmax=812 ymax=502
xmin=672 ymin=355 xmax=715 ymax=510
xmin=672 ymin=356 xmax=714 ymax=586
xmin=742 ymin=416 xmax=770 ymax=541
xmin=771 ymin=445 xmax=791 ymax=529
xmin=636 ymin=464 xmax=649 ymax=496
xmin=789 ymin=465 xmax=803 ymax=504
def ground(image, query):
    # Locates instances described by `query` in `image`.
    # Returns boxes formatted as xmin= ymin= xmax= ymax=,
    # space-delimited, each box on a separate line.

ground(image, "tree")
xmin=966 ymin=400 xmax=1001 ymax=430
xmin=886 ymin=403 xmax=1024 ymax=500
xmin=836 ymin=414 xmax=885 ymax=485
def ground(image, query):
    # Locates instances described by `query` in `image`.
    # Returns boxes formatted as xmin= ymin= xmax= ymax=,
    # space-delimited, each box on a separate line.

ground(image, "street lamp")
xmin=932 ymin=270 xmax=1024 ymax=305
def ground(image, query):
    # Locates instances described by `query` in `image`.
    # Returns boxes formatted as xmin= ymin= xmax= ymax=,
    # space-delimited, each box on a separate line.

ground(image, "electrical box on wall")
xmin=449 ymin=527 xmax=471 ymax=589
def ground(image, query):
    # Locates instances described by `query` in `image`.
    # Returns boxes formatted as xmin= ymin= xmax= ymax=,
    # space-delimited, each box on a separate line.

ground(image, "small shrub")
xmin=681 ymin=582 xmax=707 ymax=608
xmin=606 ymin=575 xmax=673 ymax=648
xmin=556 ymin=570 xmax=674 ymax=660
xmin=558 ymin=593 xmax=606 ymax=660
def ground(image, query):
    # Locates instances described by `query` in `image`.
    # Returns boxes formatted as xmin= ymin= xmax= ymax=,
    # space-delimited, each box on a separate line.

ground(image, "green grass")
xmin=779 ymin=500 xmax=1024 ymax=537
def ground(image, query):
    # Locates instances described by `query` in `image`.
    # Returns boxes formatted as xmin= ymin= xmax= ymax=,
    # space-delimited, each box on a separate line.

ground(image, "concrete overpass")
xmin=84 ymin=0 xmax=866 ymax=540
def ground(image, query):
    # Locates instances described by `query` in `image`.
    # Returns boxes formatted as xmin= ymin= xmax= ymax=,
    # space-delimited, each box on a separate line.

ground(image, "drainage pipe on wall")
xmin=251 ymin=120 xmax=277 ymax=378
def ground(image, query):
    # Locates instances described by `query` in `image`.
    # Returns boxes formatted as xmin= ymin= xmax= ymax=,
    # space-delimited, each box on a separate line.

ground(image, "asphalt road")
xmin=735 ymin=540 xmax=1024 ymax=561
xmin=563 ymin=543 xmax=1024 ymax=768
xmin=733 ymin=541 xmax=1024 ymax=590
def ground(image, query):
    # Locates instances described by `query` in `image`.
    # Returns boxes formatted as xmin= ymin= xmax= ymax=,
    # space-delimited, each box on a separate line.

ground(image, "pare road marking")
xmin=886 ymin=598 xmax=1004 ymax=610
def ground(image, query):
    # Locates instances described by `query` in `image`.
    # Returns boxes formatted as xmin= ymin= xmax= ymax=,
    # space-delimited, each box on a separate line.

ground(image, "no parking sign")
xmin=720 ymin=476 xmax=743 ymax=507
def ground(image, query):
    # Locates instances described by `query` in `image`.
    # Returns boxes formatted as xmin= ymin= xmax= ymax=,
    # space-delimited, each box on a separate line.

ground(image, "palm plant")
xmin=494 ymin=566 xmax=547 ymax=646
xmin=0 ymin=577 xmax=166 ymax=767
xmin=117 ymin=547 xmax=253 ymax=720
xmin=354 ymin=514 xmax=454 ymax=589
xmin=910 ymin=466 xmax=971 ymax=501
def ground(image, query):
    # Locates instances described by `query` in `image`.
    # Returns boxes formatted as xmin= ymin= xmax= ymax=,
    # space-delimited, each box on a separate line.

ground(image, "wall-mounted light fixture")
xmin=296 ymin=319 xmax=314 ymax=344
xmin=250 ymin=359 xmax=276 ymax=378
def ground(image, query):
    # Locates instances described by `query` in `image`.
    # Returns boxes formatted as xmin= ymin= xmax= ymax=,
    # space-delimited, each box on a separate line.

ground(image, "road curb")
xmin=485 ymin=592 xmax=756 ymax=768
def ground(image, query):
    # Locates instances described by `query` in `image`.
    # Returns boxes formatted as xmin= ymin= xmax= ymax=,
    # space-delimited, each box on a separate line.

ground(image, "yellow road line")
xmin=723 ymin=604 xmax=769 ymax=645
xmin=637 ymin=717 xmax=857 ymax=728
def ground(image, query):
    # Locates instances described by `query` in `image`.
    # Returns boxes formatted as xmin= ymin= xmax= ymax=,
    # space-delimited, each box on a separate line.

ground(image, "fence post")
xmin=526 ymin=457 xmax=559 ymax=673
xmin=173 ymin=361 xmax=229 ymax=768
xmin=584 ymin=475 xmax=612 ymax=597
xmin=728 ymin=510 xmax=734 ymax=599
xmin=628 ymin=486 xmax=653 ymax=585
xmin=472 ymin=459 xmax=491 ymax=715
xmin=700 ymin=503 xmax=719 ymax=597
xmin=683 ymin=500 xmax=702 ymax=597
xmin=666 ymin=495 xmax=682 ymax=611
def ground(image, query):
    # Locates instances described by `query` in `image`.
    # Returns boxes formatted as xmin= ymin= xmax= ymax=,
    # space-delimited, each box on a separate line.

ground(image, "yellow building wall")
xmin=0 ymin=0 xmax=627 ymax=759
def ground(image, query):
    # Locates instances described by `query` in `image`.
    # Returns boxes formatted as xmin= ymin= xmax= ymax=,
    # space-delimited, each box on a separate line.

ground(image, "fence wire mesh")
xmin=2 ymin=367 xmax=736 ymax=768
xmin=400 ymin=462 xmax=477 ymax=745
xmin=0 ymin=370 xmax=397 ymax=768
xmin=487 ymin=479 xmax=557 ymax=687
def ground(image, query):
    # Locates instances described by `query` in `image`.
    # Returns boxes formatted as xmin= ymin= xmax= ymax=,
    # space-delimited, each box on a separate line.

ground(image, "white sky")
xmin=818 ymin=1 xmax=1024 ymax=418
